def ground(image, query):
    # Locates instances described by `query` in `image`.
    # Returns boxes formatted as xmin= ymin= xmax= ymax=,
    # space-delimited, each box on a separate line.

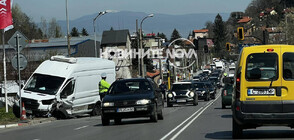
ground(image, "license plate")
xmin=117 ymin=107 xmax=134 ymax=112
xmin=247 ymin=88 xmax=275 ymax=96
xmin=177 ymin=99 xmax=186 ymax=103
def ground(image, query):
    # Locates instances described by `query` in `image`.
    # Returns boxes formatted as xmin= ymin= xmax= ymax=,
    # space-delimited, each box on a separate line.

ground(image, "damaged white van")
xmin=14 ymin=56 xmax=115 ymax=118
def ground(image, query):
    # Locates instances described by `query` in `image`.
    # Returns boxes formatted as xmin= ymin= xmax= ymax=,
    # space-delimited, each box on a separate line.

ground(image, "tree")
xmin=48 ymin=18 xmax=62 ymax=38
xmin=81 ymin=28 xmax=89 ymax=36
xmin=170 ymin=29 xmax=182 ymax=45
xmin=40 ymin=17 xmax=48 ymax=38
xmin=71 ymin=27 xmax=79 ymax=37
xmin=157 ymin=32 xmax=168 ymax=42
xmin=213 ymin=14 xmax=227 ymax=58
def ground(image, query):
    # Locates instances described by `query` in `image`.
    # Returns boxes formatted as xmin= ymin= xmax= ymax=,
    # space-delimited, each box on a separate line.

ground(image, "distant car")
xmin=209 ymin=76 xmax=220 ymax=87
xmin=193 ymin=82 xmax=210 ymax=101
xmin=101 ymin=78 xmax=164 ymax=126
xmin=202 ymin=81 xmax=216 ymax=99
xmin=167 ymin=82 xmax=198 ymax=107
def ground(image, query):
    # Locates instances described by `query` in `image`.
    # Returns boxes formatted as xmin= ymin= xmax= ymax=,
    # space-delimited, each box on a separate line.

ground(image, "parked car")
xmin=167 ymin=82 xmax=198 ymax=107
xmin=193 ymin=82 xmax=210 ymax=101
xmin=101 ymin=78 xmax=164 ymax=126
xmin=221 ymin=77 xmax=233 ymax=109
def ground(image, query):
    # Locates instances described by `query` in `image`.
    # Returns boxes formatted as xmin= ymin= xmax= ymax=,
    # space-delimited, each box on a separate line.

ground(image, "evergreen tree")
xmin=213 ymin=14 xmax=227 ymax=58
xmin=71 ymin=27 xmax=79 ymax=37
xmin=157 ymin=32 xmax=168 ymax=42
xmin=81 ymin=28 xmax=89 ymax=36
xmin=170 ymin=29 xmax=182 ymax=45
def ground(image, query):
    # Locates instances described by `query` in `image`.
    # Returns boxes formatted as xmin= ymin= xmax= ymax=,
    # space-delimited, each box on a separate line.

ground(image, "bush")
xmin=0 ymin=107 xmax=19 ymax=125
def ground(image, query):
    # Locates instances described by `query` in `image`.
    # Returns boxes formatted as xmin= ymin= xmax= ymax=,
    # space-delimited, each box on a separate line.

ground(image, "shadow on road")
xmin=93 ymin=118 xmax=153 ymax=127
xmin=221 ymin=114 xmax=232 ymax=118
xmin=205 ymin=130 xmax=294 ymax=139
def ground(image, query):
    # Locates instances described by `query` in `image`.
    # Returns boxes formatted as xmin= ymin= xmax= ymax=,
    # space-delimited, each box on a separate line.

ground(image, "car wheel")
xmin=193 ymin=97 xmax=198 ymax=106
xmin=91 ymin=102 xmax=101 ymax=116
xmin=222 ymin=104 xmax=226 ymax=109
xmin=150 ymin=105 xmax=158 ymax=122
xmin=102 ymin=116 xmax=110 ymax=126
xmin=158 ymin=109 xmax=164 ymax=120
xmin=167 ymin=100 xmax=173 ymax=107
xmin=232 ymin=119 xmax=243 ymax=139
xmin=114 ymin=118 xmax=122 ymax=125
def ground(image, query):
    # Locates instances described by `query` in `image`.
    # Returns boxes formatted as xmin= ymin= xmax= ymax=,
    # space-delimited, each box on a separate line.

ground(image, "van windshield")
xmin=246 ymin=53 xmax=278 ymax=81
xmin=24 ymin=73 xmax=65 ymax=95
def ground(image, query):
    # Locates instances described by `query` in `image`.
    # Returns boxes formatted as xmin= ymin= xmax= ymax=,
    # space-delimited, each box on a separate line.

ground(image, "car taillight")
xmin=236 ymin=73 xmax=241 ymax=99
xmin=223 ymin=90 xmax=227 ymax=96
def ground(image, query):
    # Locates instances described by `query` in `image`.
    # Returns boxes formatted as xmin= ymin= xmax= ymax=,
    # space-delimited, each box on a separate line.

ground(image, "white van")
xmin=14 ymin=56 xmax=116 ymax=118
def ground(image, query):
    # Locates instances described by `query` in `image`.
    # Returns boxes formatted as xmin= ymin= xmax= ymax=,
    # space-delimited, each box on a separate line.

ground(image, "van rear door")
xmin=241 ymin=46 xmax=282 ymax=113
xmin=281 ymin=46 xmax=294 ymax=112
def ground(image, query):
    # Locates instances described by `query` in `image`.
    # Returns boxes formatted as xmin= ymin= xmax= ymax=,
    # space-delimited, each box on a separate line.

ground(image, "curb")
xmin=0 ymin=117 xmax=56 ymax=129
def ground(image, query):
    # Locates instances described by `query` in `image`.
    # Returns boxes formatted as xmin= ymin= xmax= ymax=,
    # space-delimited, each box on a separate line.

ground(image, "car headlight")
xmin=202 ymin=91 xmax=205 ymax=94
xmin=103 ymin=102 xmax=114 ymax=107
xmin=189 ymin=92 xmax=195 ymax=97
xmin=136 ymin=99 xmax=151 ymax=105
xmin=168 ymin=93 xmax=173 ymax=98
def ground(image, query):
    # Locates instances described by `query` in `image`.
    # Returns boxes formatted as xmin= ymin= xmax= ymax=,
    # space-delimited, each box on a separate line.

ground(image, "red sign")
xmin=0 ymin=0 xmax=13 ymax=32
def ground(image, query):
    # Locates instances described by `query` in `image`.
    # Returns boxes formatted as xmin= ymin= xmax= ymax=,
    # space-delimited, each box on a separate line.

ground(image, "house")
xmin=193 ymin=29 xmax=209 ymax=39
xmin=101 ymin=29 xmax=132 ymax=79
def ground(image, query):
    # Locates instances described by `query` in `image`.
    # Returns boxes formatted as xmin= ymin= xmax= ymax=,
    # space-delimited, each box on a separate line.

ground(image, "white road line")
xmin=170 ymin=94 xmax=220 ymax=140
xmin=160 ymin=93 xmax=221 ymax=140
xmin=74 ymin=125 xmax=89 ymax=130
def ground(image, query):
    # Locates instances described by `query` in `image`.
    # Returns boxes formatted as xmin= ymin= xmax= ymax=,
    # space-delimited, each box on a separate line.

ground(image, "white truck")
xmin=214 ymin=61 xmax=225 ymax=70
xmin=14 ymin=56 xmax=116 ymax=118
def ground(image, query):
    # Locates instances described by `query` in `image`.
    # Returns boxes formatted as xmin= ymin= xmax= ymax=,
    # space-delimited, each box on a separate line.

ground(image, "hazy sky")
xmin=14 ymin=0 xmax=252 ymax=22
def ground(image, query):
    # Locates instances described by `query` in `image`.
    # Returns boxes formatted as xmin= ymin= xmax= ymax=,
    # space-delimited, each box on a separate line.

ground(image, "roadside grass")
xmin=0 ymin=107 xmax=19 ymax=125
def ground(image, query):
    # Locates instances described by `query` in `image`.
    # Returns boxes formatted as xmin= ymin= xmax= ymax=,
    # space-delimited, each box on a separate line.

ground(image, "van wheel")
xmin=91 ymin=103 xmax=101 ymax=116
xmin=232 ymin=119 xmax=243 ymax=139
xmin=150 ymin=105 xmax=158 ymax=122
xmin=102 ymin=116 xmax=110 ymax=126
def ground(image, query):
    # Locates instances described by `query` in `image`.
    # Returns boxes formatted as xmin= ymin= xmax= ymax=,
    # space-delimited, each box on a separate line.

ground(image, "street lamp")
xmin=140 ymin=14 xmax=154 ymax=77
xmin=93 ymin=10 xmax=116 ymax=57
xmin=66 ymin=0 xmax=70 ymax=57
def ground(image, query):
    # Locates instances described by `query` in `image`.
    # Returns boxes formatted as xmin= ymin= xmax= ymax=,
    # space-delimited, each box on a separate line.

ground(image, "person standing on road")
xmin=159 ymin=81 xmax=167 ymax=101
xmin=99 ymin=73 xmax=110 ymax=100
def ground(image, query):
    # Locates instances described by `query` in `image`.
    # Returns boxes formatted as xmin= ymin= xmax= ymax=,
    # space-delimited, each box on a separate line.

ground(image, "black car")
xmin=202 ymin=81 xmax=216 ymax=99
xmin=193 ymin=82 xmax=210 ymax=101
xmin=101 ymin=78 xmax=164 ymax=126
xmin=209 ymin=76 xmax=221 ymax=88
xmin=167 ymin=82 xmax=198 ymax=107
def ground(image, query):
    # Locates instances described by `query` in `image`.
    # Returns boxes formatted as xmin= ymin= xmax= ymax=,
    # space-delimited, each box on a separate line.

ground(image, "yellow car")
xmin=232 ymin=45 xmax=294 ymax=138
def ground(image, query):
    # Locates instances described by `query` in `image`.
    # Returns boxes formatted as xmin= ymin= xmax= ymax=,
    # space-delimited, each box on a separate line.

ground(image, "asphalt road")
xmin=1 ymin=89 xmax=294 ymax=140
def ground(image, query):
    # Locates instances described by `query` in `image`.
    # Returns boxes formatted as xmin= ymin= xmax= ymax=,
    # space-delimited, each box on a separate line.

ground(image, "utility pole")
xmin=66 ymin=0 xmax=71 ymax=57
xmin=2 ymin=30 xmax=8 ymax=113
xmin=136 ymin=19 xmax=140 ymax=76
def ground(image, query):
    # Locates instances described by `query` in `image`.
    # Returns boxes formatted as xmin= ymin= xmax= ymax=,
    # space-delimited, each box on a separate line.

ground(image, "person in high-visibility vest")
xmin=99 ymin=73 xmax=110 ymax=99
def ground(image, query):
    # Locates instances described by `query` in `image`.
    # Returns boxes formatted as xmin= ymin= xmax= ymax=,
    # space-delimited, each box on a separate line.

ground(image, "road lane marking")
xmin=74 ymin=125 xmax=89 ymax=130
xmin=170 ymin=94 xmax=220 ymax=140
xmin=160 ymin=93 xmax=221 ymax=140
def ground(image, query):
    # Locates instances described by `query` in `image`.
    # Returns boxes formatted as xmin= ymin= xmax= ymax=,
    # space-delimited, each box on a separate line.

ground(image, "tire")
xmin=158 ymin=109 xmax=164 ymax=120
xmin=232 ymin=119 xmax=243 ymax=139
xmin=193 ymin=97 xmax=198 ymax=106
xmin=91 ymin=103 xmax=101 ymax=116
xmin=102 ymin=116 xmax=110 ymax=126
xmin=167 ymin=100 xmax=173 ymax=107
xmin=222 ymin=104 xmax=226 ymax=109
xmin=150 ymin=105 xmax=158 ymax=122
xmin=114 ymin=118 xmax=122 ymax=125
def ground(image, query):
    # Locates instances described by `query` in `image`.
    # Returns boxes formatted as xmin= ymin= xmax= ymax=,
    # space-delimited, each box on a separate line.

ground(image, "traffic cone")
xmin=20 ymin=102 xmax=27 ymax=120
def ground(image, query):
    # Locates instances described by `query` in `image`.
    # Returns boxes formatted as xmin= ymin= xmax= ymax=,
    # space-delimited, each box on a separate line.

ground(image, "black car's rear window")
xmin=283 ymin=53 xmax=294 ymax=80
xmin=172 ymin=84 xmax=191 ymax=91
xmin=109 ymin=81 xmax=152 ymax=94
xmin=246 ymin=53 xmax=278 ymax=81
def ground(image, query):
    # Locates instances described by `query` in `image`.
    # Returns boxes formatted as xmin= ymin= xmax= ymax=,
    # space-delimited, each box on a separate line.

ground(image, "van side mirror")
xmin=60 ymin=94 xmax=67 ymax=99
